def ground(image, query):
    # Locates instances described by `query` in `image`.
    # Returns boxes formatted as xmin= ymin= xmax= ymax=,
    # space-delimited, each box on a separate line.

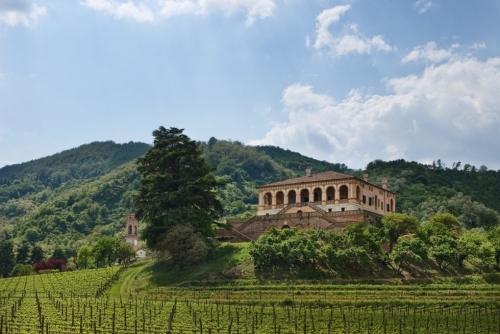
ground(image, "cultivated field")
xmin=1 ymin=267 xmax=500 ymax=333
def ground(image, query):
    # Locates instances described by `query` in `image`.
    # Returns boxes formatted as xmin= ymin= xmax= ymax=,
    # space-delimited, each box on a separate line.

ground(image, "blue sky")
xmin=1 ymin=0 xmax=499 ymax=170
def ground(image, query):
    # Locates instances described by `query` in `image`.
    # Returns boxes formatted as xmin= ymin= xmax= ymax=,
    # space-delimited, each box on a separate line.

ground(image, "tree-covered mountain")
xmin=355 ymin=159 xmax=500 ymax=229
xmin=0 ymin=139 xmax=499 ymax=258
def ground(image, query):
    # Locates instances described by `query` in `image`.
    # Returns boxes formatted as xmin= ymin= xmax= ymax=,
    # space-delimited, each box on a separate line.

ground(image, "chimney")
xmin=306 ymin=168 xmax=312 ymax=177
xmin=363 ymin=173 xmax=369 ymax=182
xmin=381 ymin=179 xmax=388 ymax=190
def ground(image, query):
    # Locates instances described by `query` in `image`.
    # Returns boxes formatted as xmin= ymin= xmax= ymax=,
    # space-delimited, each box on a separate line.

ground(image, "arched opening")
xmin=128 ymin=225 xmax=132 ymax=235
xmin=356 ymin=186 xmax=361 ymax=202
xmin=326 ymin=186 xmax=335 ymax=203
xmin=288 ymin=190 xmax=296 ymax=204
xmin=264 ymin=192 xmax=273 ymax=209
xmin=297 ymin=210 xmax=303 ymax=218
xmin=282 ymin=223 xmax=290 ymax=229
xmin=276 ymin=191 xmax=284 ymax=208
xmin=339 ymin=185 xmax=348 ymax=203
xmin=313 ymin=187 xmax=322 ymax=203
xmin=300 ymin=189 xmax=309 ymax=203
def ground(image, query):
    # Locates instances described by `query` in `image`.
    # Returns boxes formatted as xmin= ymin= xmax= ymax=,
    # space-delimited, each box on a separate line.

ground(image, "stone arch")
xmin=276 ymin=191 xmax=284 ymax=207
xmin=313 ymin=187 xmax=322 ymax=203
xmin=288 ymin=190 xmax=297 ymax=204
xmin=339 ymin=185 xmax=349 ymax=201
xmin=264 ymin=192 xmax=273 ymax=208
xmin=300 ymin=189 xmax=309 ymax=203
xmin=326 ymin=186 xmax=335 ymax=202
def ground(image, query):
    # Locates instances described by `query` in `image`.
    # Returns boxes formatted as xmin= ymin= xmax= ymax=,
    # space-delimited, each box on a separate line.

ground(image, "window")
xmin=369 ymin=197 xmax=373 ymax=206
xmin=363 ymin=195 xmax=366 ymax=204
xmin=341 ymin=208 xmax=345 ymax=212
xmin=328 ymin=208 xmax=332 ymax=212
xmin=387 ymin=204 xmax=390 ymax=212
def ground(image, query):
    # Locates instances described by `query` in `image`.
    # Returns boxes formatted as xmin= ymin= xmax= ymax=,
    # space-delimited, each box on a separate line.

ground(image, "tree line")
xmin=249 ymin=213 xmax=500 ymax=278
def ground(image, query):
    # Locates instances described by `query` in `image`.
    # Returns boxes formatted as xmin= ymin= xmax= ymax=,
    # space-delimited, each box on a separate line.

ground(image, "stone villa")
xmin=218 ymin=169 xmax=395 ymax=242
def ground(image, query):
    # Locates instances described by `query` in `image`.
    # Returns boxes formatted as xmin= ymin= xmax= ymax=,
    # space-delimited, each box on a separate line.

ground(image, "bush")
xmin=11 ymin=264 xmax=34 ymax=277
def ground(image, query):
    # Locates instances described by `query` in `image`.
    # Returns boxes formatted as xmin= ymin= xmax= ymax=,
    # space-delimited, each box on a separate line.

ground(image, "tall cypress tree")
xmin=134 ymin=127 xmax=224 ymax=250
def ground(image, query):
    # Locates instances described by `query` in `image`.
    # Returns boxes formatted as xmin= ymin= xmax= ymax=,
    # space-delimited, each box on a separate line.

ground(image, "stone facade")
xmin=219 ymin=170 xmax=395 ymax=242
xmin=125 ymin=213 xmax=139 ymax=251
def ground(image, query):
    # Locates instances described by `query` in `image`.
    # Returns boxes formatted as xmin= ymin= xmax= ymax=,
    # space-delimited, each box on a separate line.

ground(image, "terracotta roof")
xmin=259 ymin=171 xmax=353 ymax=188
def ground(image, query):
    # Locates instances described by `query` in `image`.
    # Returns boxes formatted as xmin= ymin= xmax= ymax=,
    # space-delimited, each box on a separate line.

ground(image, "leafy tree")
xmin=11 ymin=264 xmax=34 ymax=277
xmin=0 ymin=240 xmax=15 ymax=277
xmin=390 ymin=235 xmax=427 ymax=274
xmin=457 ymin=231 xmax=493 ymax=267
xmin=382 ymin=213 xmax=420 ymax=252
xmin=30 ymin=245 xmax=44 ymax=265
xmin=114 ymin=241 xmax=136 ymax=265
xmin=77 ymin=245 xmax=93 ymax=269
xmin=92 ymin=237 xmax=119 ymax=267
xmin=488 ymin=226 xmax=500 ymax=270
xmin=134 ymin=127 xmax=224 ymax=250
xmin=429 ymin=235 xmax=457 ymax=269
xmin=16 ymin=243 xmax=30 ymax=265
xmin=428 ymin=213 xmax=462 ymax=237
xmin=52 ymin=247 xmax=68 ymax=262
xmin=157 ymin=225 xmax=210 ymax=270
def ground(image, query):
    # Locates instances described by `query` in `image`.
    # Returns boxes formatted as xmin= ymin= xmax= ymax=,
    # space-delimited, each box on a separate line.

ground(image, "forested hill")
xmin=356 ymin=159 xmax=500 ymax=230
xmin=0 ymin=141 xmax=150 ymax=189
xmin=0 ymin=138 xmax=499 ymax=256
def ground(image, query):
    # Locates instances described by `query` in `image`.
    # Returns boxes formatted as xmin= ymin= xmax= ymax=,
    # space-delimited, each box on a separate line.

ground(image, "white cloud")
xmin=414 ymin=0 xmax=434 ymax=14
xmin=81 ymin=0 xmax=276 ymax=24
xmin=402 ymin=41 xmax=455 ymax=63
xmin=159 ymin=0 xmax=275 ymax=25
xmin=81 ymin=0 xmax=155 ymax=22
xmin=251 ymin=56 xmax=500 ymax=169
xmin=311 ymin=5 xmax=393 ymax=57
xmin=0 ymin=0 xmax=46 ymax=27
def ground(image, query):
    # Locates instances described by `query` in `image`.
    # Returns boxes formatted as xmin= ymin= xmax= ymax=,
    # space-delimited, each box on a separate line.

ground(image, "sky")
xmin=0 ymin=0 xmax=499 ymax=171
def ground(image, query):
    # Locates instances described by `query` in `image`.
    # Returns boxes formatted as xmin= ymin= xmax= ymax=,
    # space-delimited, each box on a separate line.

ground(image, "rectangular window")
xmin=369 ymin=197 xmax=372 ymax=206
xmin=363 ymin=195 xmax=366 ymax=204
xmin=386 ymin=204 xmax=390 ymax=212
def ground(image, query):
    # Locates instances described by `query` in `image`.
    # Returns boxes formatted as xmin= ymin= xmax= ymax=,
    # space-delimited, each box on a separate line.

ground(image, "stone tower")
xmin=125 ymin=213 xmax=139 ymax=251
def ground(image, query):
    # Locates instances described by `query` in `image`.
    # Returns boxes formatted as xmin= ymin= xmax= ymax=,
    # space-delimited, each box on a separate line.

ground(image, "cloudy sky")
xmin=1 ymin=0 xmax=499 ymax=170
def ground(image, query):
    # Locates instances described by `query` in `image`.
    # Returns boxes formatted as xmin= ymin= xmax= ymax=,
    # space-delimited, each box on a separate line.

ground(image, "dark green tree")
xmin=30 ymin=245 xmax=44 ymax=265
xmin=51 ymin=247 xmax=68 ymax=262
xmin=16 ymin=243 xmax=31 ymax=265
xmin=0 ymin=240 xmax=15 ymax=277
xmin=157 ymin=224 xmax=210 ymax=270
xmin=134 ymin=126 xmax=224 ymax=250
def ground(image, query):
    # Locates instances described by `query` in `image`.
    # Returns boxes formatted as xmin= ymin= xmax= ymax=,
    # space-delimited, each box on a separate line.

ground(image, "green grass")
xmin=113 ymin=242 xmax=252 ymax=294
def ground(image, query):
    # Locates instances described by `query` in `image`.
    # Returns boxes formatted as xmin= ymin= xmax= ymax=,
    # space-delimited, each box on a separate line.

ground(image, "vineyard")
xmin=1 ymin=267 xmax=500 ymax=333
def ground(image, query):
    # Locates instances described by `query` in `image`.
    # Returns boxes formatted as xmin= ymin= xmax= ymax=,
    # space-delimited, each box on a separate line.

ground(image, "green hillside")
xmin=0 ymin=138 xmax=499 ymax=257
